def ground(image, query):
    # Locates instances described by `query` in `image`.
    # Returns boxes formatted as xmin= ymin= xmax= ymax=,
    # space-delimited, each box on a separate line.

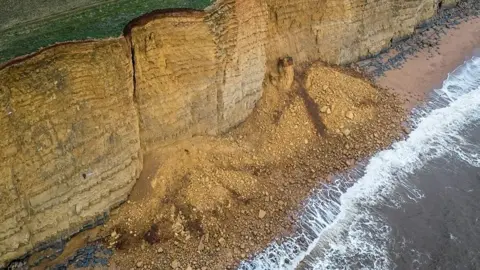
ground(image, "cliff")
xmin=0 ymin=0 xmax=454 ymax=265
xmin=0 ymin=39 xmax=142 ymax=265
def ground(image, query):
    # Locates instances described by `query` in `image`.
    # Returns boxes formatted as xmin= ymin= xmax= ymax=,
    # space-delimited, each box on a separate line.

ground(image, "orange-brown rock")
xmin=206 ymin=0 xmax=268 ymax=132
xmin=0 ymin=39 xmax=142 ymax=265
xmin=127 ymin=10 xmax=219 ymax=148
xmin=128 ymin=2 xmax=268 ymax=149
xmin=263 ymin=0 xmax=443 ymax=65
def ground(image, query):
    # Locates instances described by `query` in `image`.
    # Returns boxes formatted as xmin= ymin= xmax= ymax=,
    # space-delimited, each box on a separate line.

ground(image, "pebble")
xmin=345 ymin=111 xmax=354 ymax=119
xmin=342 ymin=129 xmax=351 ymax=136
xmin=218 ymin=237 xmax=226 ymax=246
xmin=346 ymin=159 xmax=355 ymax=166
xmin=171 ymin=260 xmax=180 ymax=269
xmin=258 ymin=210 xmax=267 ymax=219
xmin=136 ymin=261 xmax=143 ymax=268
xmin=157 ymin=247 xmax=164 ymax=253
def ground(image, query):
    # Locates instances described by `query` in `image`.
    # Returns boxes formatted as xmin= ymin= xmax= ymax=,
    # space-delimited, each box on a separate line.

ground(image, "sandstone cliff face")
xmin=0 ymin=0 xmax=455 ymax=265
xmin=129 ymin=1 xmax=268 ymax=148
xmin=206 ymin=0 xmax=268 ymax=132
xmin=264 ymin=0 xmax=443 ymax=65
xmin=128 ymin=11 xmax=219 ymax=148
xmin=0 ymin=39 xmax=142 ymax=265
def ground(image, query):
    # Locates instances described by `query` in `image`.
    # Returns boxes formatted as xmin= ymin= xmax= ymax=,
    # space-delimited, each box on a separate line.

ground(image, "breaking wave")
xmin=238 ymin=56 xmax=480 ymax=270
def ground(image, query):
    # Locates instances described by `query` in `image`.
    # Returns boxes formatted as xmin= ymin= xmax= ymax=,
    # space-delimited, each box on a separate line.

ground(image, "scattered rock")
xmin=198 ymin=237 xmax=205 ymax=252
xmin=157 ymin=247 xmax=164 ymax=253
xmin=402 ymin=126 xmax=411 ymax=134
xmin=171 ymin=260 xmax=180 ymax=269
xmin=320 ymin=105 xmax=329 ymax=113
xmin=144 ymin=224 xmax=160 ymax=244
xmin=258 ymin=210 xmax=267 ymax=219
xmin=345 ymin=111 xmax=354 ymax=120
xmin=346 ymin=159 xmax=355 ymax=166
xmin=136 ymin=261 xmax=143 ymax=268
xmin=342 ymin=129 xmax=351 ymax=136
xmin=218 ymin=237 xmax=226 ymax=246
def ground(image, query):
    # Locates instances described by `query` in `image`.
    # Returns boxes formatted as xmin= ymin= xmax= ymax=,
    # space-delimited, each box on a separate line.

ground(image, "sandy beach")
xmin=377 ymin=17 xmax=480 ymax=110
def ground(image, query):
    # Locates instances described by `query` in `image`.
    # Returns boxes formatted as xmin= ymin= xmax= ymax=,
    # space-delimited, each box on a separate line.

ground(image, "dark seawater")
xmin=238 ymin=56 xmax=480 ymax=270
xmin=385 ymin=130 xmax=480 ymax=270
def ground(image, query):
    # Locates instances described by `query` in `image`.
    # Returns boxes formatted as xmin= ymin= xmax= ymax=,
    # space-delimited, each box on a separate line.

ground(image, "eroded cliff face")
xmin=0 ymin=0 xmax=454 ymax=265
xmin=128 ymin=11 xmax=219 ymax=148
xmin=129 ymin=0 xmax=268 ymax=148
xmin=264 ymin=0 xmax=442 ymax=65
xmin=0 ymin=39 xmax=142 ymax=265
xmin=206 ymin=0 xmax=268 ymax=132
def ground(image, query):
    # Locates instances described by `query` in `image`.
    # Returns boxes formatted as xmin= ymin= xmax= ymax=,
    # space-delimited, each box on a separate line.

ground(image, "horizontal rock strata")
xmin=0 ymin=39 xmax=142 ymax=265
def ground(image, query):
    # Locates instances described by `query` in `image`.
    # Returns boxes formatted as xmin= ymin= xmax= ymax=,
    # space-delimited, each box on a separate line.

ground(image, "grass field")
xmin=0 ymin=0 xmax=211 ymax=64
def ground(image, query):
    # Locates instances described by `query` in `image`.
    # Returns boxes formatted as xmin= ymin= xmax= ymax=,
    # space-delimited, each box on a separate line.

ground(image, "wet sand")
xmin=375 ymin=18 xmax=480 ymax=110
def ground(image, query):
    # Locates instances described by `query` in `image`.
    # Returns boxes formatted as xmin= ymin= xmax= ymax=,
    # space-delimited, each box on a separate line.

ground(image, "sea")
xmin=238 ymin=55 xmax=480 ymax=270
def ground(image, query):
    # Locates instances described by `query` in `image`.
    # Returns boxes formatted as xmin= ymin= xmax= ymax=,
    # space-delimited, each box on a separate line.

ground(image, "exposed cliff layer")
xmin=127 ymin=1 xmax=268 ymax=148
xmin=263 ymin=0 xmax=444 ymax=65
xmin=127 ymin=10 xmax=219 ymax=148
xmin=0 ymin=39 xmax=142 ymax=265
xmin=0 ymin=0 xmax=455 ymax=265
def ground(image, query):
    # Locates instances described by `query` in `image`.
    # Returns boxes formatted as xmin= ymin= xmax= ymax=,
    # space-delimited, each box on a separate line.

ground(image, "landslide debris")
xmin=58 ymin=61 xmax=406 ymax=270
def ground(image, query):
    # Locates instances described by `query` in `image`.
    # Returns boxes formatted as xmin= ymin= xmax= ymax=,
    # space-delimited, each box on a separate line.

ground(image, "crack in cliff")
xmin=124 ymin=31 xmax=144 ymax=156
xmin=128 ymin=39 xmax=138 ymax=102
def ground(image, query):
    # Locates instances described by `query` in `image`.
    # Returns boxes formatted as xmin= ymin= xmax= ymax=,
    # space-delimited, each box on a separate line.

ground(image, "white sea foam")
xmin=238 ymin=56 xmax=480 ymax=270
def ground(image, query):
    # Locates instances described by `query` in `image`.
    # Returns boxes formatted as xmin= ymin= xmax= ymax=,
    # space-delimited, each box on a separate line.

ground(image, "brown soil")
xmin=86 ymin=61 xmax=406 ymax=270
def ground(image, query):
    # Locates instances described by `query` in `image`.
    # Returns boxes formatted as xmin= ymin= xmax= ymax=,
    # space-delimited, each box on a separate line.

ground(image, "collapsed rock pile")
xmin=90 ymin=61 xmax=405 ymax=269
xmin=19 ymin=59 xmax=405 ymax=270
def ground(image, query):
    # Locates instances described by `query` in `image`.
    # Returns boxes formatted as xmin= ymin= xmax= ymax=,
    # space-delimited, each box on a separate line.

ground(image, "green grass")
xmin=0 ymin=0 xmax=212 ymax=64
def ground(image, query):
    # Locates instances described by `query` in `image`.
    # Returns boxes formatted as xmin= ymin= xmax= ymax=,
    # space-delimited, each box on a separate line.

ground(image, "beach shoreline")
xmin=235 ymin=7 xmax=480 ymax=269
xmin=377 ymin=17 xmax=480 ymax=111
xmin=353 ymin=1 xmax=480 ymax=111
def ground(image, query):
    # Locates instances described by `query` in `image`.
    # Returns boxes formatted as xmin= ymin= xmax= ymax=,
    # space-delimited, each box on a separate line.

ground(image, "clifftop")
xmin=0 ymin=0 xmax=212 ymax=64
